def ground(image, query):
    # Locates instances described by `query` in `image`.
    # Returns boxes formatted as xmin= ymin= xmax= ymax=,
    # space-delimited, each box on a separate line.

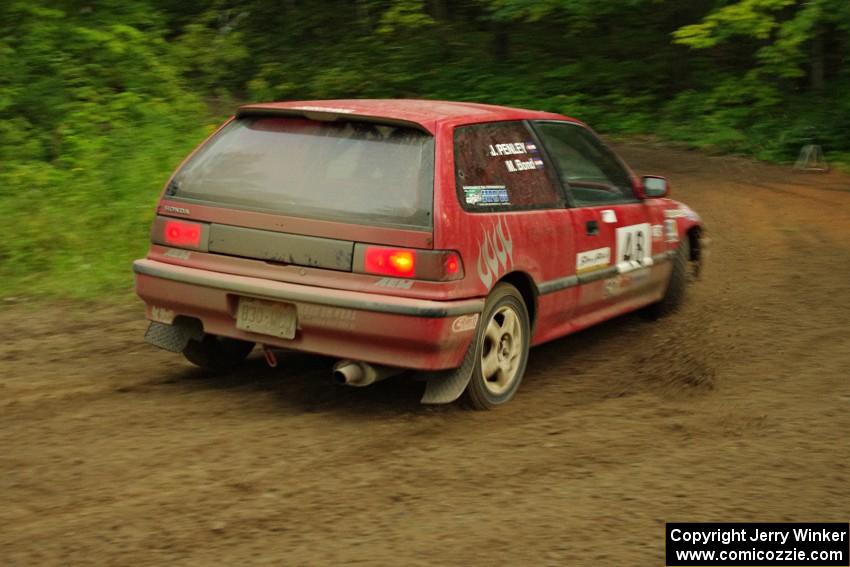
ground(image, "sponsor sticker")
xmin=652 ymin=224 xmax=663 ymax=240
xmin=164 ymin=248 xmax=192 ymax=260
xmin=603 ymin=267 xmax=651 ymax=299
xmin=603 ymin=276 xmax=624 ymax=299
xmin=464 ymin=185 xmax=510 ymax=206
xmin=577 ymin=247 xmax=611 ymax=274
xmin=451 ymin=313 xmax=480 ymax=333
xmin=601 ymin=209 xmax=618 ymax=224
xmin=616 ymin=223 xmax=653 ymax=273
xmin=375 ymin=277 xmax=414 ymax=289
xmin=665 ymin=219 xmax=679 ymax=243
xmin=298 ymin=304 xmax=356 ymax=330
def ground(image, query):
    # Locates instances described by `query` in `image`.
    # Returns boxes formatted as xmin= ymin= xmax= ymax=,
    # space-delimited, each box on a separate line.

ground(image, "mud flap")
xmin=144 ymin=320 xmax=203 ymax=353
xmin=420 ymin=341 xmax=477 ymax=405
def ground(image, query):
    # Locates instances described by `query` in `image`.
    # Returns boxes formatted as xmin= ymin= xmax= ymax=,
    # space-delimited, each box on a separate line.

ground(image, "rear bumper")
xmin=133 ymin=259 xmax=482 ymax=370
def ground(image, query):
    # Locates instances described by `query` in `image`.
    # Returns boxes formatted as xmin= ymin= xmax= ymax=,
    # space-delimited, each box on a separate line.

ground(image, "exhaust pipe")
xmin=333 ymin=360 xmax=402 ymax=387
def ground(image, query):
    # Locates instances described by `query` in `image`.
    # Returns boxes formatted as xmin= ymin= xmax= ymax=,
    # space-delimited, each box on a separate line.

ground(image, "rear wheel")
xmin=464 ymin=283 xmax=530 ymax=410
xmin=182 ymin=334 xmax=255 ymax=372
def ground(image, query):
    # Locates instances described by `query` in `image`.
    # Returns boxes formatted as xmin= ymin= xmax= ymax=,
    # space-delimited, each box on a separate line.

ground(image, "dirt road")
xmin=2 ymin=144 xmax=849 ymax=566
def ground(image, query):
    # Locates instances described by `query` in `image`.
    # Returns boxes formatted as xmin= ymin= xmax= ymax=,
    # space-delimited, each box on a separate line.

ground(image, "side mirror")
xmin=638 ymin=176 xmax=669 ymax=199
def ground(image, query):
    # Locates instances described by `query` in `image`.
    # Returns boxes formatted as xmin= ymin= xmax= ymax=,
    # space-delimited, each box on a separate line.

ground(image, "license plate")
xmin=236 ymin=297 xmax=297 ymax=340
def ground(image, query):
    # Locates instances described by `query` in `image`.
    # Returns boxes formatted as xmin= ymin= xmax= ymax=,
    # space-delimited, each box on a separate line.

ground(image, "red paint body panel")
xmin=135 ymin=263 xmax=474 ymax=370
xmin=135 ymin=99 xmax=703 ymax=371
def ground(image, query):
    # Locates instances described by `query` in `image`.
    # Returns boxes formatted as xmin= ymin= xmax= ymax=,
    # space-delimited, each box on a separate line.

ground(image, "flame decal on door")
xmin=476 ymin=216 xmax=514 ymax=289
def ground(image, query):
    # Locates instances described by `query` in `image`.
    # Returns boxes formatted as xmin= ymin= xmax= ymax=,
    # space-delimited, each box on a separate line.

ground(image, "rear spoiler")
xmin=235 ymin=106 xmax=434 ymax=134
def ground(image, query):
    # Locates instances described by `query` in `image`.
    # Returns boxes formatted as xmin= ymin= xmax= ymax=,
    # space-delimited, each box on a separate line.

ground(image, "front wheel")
xmin=464 ymin=283 xmax=531 ymax=410
xmin=645 ymin=237 xmax=690 ymax=320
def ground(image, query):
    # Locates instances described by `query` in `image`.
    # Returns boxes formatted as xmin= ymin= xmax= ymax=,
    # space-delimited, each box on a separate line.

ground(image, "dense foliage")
xmin=2 ymin=0 xmax=848 ymax=297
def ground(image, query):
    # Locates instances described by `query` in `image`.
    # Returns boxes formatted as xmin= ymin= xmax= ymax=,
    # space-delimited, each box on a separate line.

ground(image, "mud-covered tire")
xmin=182 ymin=334 xmax=255 ymax=372
xmin=646 ymin=237 xmax=690 ymax=319
xmin=464 ymin=283 xmax=531 ymax=410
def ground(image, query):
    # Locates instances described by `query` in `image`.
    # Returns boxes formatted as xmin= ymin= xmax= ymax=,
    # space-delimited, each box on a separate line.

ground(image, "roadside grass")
xmin=0 ymin=111 xmax=216 ymax=301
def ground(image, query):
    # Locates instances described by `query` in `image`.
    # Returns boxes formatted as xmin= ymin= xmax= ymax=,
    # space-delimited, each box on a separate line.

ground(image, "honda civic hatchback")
xmin=134 ymin=99 xmax=704 ymax=409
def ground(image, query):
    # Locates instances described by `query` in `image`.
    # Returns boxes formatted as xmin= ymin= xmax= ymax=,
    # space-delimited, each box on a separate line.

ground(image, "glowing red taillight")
xmin=364 ymin=248 xmax=416 ymax=278
xmin=163 ymin=219 xmax=202 ymax=248
xmin=444 ymin=253 xmax=460 ymax=276
xmin=358 ymin=246 xmax=463 ymax=281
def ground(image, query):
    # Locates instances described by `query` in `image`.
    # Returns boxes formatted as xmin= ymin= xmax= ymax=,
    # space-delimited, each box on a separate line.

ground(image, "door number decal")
xmin=615 ymin=223 xmax=653 ymax=273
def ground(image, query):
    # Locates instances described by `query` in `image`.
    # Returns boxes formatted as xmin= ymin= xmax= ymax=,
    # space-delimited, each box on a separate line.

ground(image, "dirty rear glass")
xmin=454 ymin=121 xmax=562 ymax=211
xmin=168 ymin=116 xmax=435 ymax=229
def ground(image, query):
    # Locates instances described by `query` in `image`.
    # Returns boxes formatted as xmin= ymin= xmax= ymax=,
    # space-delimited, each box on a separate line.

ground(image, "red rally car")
xmin=134 ymin=99 xmax=704 ymax=409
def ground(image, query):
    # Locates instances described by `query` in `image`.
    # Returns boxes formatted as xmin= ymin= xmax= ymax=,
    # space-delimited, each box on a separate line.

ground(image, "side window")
xmin=534 ymin=122 xmax=637 ymax=206
xmin=454 ymin=121 xmax=562 ymax=211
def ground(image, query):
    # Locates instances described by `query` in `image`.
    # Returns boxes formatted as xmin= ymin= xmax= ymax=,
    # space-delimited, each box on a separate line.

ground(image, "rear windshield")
xmin=168 ymin=115 xmax=435 ymax=229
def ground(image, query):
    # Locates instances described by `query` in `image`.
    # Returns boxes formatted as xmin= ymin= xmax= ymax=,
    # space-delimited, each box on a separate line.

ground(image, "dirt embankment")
xmin=2 ymin=144 xmax=849 ymax=566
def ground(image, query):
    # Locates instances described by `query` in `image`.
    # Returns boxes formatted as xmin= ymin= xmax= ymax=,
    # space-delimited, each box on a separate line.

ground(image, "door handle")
xmin=586 ymin=220 xmax=599 ymax=236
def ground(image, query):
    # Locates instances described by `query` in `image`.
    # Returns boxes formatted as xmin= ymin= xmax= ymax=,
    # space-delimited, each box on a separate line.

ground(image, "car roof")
xmin=237 ymin=99 xmax=581 ymax=133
